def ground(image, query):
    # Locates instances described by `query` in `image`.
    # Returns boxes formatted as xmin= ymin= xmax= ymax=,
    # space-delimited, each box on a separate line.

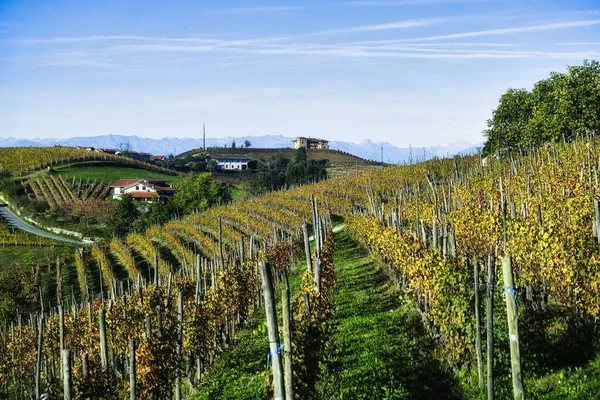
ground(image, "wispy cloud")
xmin=344 ymin=0 xmax=484 ymax=6
xmin=18 ymin=35 xmax=163 ymax=44
xmin=398 ymin=19 xmax=600 ymax=42
xmin=335 ymin=38 xmax=520 ymax=46
xmin=5 ymin=51 xmax=118 ymax=69
xmin=14 ymin=18 xmax=445 ymax=47
xmin=9 ymin=17 xmax=600 ymax=66
xmin=302 ymin=18 xmax=443 ymax=36
xmin=15 ymin=35 xmax=276 ymax=47
xmin=103 ymin=39 xmax=599 ymax=60
xmin=560 ymin=42 xmax=600 ymax=46
xmin=207 ymin=6 xmax=305 ymax=15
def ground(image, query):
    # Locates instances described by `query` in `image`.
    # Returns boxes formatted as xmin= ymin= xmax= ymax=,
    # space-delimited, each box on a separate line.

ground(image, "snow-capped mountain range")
xmin=0 ymin=134 xmax=481 ymax=164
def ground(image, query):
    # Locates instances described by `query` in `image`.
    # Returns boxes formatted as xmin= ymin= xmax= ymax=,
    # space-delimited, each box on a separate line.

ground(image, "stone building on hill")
xmin=292 ymin=137 xmax=329 ymax=150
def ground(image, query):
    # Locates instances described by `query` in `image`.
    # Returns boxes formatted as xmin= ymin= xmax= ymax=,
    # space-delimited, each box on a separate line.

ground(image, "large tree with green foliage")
xmin=483 ymin=88 xmax=533 ymax=154
xmin=170 ymin=172 xmax=231 ymax=214
xmin=483 ymin=60 xmax=600 ymax=155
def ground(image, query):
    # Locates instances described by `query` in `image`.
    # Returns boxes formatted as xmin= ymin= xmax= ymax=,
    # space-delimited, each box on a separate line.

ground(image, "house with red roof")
xmin=110 ymin=179 xmax=177 ymax=203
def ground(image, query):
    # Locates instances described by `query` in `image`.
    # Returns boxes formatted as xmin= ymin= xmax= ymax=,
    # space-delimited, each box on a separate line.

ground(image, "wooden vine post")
xmin=130 ymin=339 xmax=136 ymax=400
xmin=99 ymin=308 xmax=109 ymax=372
xmin=218 ymin=217 xmax=224 ymax=268
xmin=240 ymin=236 xmax=245 ymax=264
xmin=62 ymin=349 xmax=72 ymax=400
xmin=59 ymin=305 xmax=65 ymax=351
xmin=82 ymin=353 xmax=89 ymax=379
xmin=312 ymin=196 xmax=321 ymax=258
xmin=473 ymin=258 xmax=484 ymax=392
xmin=259 ymin=260 xmax=285 ymax=400
xmin=486 ymin=255 xmax=495 ymax=400
xmin=153 ymin=254 xmax=159 ymax=286
xmin=313 ymin=257 xmax=321 ymax=293
xmin=195 ymin=254 xmax=202 ymax=304
xmin=35 ymin=314 xmax=44 ymax=399
xmin=175 ymin=290 xmax=183 ymax=400
xmin=594 ymin=200 xmax=600 ymax=243
xmin=302 ymin=223 xmax=312 ymax=273
xmin=282 ymin=279 xmax=294 ymax=400
xmin=502 ymin=256 xmax=524 ymax=400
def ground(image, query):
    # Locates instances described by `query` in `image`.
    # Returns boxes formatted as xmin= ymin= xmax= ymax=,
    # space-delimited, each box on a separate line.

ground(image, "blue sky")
xmin=1 ymin=0 xmax=599 ymax=147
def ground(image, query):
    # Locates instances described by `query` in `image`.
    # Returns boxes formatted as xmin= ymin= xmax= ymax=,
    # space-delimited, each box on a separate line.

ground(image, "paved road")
xmin=0 ymin=205 xmax=83 ymax=245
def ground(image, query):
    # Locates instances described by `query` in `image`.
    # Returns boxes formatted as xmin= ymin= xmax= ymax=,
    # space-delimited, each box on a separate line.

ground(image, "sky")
xmin=1 ymin=0 xmax=599 ymax=147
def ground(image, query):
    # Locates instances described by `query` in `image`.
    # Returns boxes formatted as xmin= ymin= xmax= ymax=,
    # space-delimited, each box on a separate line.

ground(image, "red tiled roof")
xmin=111 ymin=178 xmax=169 ymax=188
xmin=110 ymin=179 xmax=139 ymax=187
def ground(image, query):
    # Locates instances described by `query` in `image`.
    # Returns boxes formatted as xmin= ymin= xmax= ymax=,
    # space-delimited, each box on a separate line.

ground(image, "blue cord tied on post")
xmin=503 ymin=287 xmax=519 ymax=308
xmin=266 ymin=341 xmax=284 ymax=369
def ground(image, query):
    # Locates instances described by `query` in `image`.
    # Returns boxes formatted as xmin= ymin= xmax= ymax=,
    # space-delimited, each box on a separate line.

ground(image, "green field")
xmin=54 ymin=161 xmax=182 ymax=186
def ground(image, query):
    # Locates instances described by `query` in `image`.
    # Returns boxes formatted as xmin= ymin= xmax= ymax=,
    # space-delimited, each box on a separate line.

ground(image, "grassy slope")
xmin=54 ymin=161 xmax=182 ymax=185
xmin=527 ymin=357 xmax=600 ymax=399
xmin=318 ymin=231 xmax=460 ymax=399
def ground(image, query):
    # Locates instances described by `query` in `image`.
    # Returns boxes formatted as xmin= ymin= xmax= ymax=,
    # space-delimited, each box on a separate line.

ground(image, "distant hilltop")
xmin=0 ymin=134 xmax=481 ymax=164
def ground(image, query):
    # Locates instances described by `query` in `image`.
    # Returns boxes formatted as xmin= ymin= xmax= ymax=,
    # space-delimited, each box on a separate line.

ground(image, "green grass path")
xmin=318 ymin=230 xmax=461 ymax=399
xmin=194 ymin=229 xmax=461 ymax=399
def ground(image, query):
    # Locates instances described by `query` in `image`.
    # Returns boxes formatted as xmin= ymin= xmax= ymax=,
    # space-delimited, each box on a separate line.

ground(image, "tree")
xmin=556 ymin=60 xmax=600 ymax=138
xmin=483 ymin=60 xmax=600 ymax=155
xmin=286 ymin=148 xmax=308 ymax=186
xmin=249 ymin=148 xmax=327 ymax=194
xmin=232 ymin=140 xmax=237 ymax=149
xmin=133 ymin=201 xmax=173 ymax=231
xmin=291 ymin=146 xmax=307 ymax=164
xmin=248 ymin=156 xmax=288 ymax=195
xmin=207 ymin=159 xmax=219 ymax=172
xmin=110 ymin=194 xmax=139 ymax=237
xmin=170 ymin=172 xmax=231 ymax=214
xmin=118 ymin=142 xmax=132 ymax=152
xmin=483 ymin=88 xmax=533 ymax=155
xmin=244 ymin=140 xmax=252 ymax=148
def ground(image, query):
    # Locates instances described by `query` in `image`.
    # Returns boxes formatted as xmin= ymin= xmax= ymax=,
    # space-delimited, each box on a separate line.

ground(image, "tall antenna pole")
xmin=381 ymin=146 xmax=384 ymax=164
xmin=203 ymin=123 xmax=206 ymax=151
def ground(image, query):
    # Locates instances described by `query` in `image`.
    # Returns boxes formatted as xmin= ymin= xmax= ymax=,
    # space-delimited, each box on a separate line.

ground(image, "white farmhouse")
xmin=213 ymin=156 xmax=249 ymax=171
xmin=110 ymin=179 xmax=177 ymax=203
